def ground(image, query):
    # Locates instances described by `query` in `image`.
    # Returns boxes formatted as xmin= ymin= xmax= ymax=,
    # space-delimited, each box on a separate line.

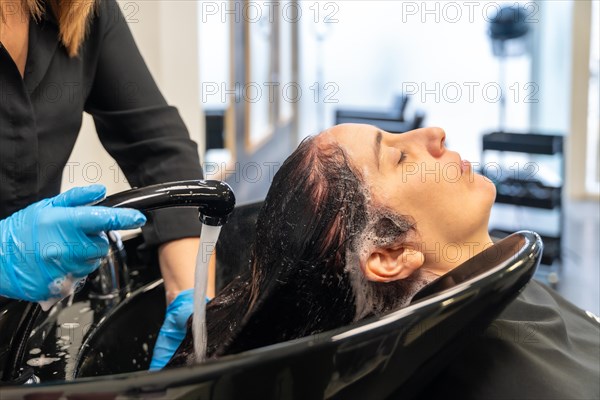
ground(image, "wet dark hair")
xmin=168 ymin=135 xmax=422 ymax=366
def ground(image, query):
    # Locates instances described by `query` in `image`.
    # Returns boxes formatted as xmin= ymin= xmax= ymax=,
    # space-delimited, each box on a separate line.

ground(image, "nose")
xmin=399 ymin=127 xmax=446 ymax=157
xmin=423 ymin=127 xmax=446 ymax=157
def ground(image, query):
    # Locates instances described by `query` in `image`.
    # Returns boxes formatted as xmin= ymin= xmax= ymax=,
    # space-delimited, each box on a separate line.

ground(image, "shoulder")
xmin=499 ymin=279 xmax=598 ymax=326
xmin=91 ymin=0 xmax=128 ymax=34
xmin=419 ymin=280 xmax=600 ymax=399
xmin=96 ymin=0 xmax=123 ymax=19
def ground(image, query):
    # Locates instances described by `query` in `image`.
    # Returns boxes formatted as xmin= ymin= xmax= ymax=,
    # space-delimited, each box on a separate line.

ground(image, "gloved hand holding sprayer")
xmin=0 ymin=185 xmax=146 ymax=309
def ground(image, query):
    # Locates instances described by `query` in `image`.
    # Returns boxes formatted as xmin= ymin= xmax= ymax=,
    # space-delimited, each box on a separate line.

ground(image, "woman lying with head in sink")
xmin=166 ymin=124 xmax=599 ymax=399
xmin=168 ymin=124 xmax=497 ymax=363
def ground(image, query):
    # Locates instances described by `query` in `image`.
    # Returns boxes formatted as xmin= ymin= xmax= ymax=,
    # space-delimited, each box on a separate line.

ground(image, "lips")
xmin=455 ymin=152 xmax=469 ymax=175
xmin=461 ymin=159 xmax=471 ymax=174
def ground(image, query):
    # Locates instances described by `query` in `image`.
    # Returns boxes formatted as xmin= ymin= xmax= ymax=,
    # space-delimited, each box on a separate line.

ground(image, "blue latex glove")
xmin=150 ymin=289 xmax=200 ymax=370
xmin=0 ymin=185 xmax=146 ymax=304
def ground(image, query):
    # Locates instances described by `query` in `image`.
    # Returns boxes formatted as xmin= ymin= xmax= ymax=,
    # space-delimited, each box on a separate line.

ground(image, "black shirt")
xmin=0 ymin=0 xmax=203 ymax=246
xmin=419 ymin=280 xmax=600 ymax=399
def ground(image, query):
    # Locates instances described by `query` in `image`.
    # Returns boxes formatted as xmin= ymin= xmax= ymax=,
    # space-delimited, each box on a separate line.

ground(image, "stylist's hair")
xmin=0 ymin=0 xmax=96 ymax=57
xmin=169 ymin=135 xmax=418 ymax=365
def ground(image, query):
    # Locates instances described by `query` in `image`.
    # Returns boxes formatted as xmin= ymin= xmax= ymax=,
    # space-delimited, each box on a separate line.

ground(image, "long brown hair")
xmin=167 ymin=135 xmax=422 ymax=366
xmin=0 ymin=0 xmax=96 ymax=57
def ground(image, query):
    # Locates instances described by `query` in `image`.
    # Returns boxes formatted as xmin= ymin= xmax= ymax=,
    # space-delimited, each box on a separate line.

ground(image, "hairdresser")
xmin=0 ymin=0 xmax=200 ymax=369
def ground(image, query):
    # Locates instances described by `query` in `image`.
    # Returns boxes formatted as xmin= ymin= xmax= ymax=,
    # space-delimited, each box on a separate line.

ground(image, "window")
xmin=586 ymin=0 xmax=599 ymax=194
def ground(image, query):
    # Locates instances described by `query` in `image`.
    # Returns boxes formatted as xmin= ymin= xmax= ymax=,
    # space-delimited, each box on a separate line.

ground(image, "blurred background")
xmin=62 ymin=0 xmax=598 ymax=313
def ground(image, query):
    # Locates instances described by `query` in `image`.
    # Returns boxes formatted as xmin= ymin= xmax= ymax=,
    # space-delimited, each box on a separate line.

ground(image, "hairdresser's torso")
xmin=0 ymin=0 xmax=199 ymax=223
xmin=1 ymin=1 xmax=105 ymax=216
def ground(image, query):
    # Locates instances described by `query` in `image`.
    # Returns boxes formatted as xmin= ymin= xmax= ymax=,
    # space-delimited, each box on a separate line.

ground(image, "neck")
xmin=1 ymin=1 xmax=26 ymax=21
xmin=421 ymin=229 xmax=494 ymax=277
xmin=0 ymin=0 xmax=29 ymax=78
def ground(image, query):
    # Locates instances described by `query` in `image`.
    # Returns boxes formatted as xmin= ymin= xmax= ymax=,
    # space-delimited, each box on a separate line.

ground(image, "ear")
xmin=364 ymin=246 xmax=425 ymax=283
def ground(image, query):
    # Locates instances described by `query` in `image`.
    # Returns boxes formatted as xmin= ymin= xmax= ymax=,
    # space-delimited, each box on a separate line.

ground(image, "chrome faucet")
xmin=88 ymin=231 xmax=130 ymax=300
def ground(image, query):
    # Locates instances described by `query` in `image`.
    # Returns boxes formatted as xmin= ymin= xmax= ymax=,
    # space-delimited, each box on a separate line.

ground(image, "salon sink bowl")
xmin=0 ymin=198 xmax=543 ymax=399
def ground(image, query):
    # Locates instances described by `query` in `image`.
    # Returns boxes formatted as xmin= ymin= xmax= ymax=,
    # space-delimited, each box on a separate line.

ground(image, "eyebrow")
xmin=374 ymin=130 xmax=382 ymax=170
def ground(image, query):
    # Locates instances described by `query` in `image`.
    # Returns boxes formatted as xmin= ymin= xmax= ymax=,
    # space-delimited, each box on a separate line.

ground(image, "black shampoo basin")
xmin=0 ymin=196 xmax=542 ymax=399
xmin=0 ymin=229 xmax=542 ymax=399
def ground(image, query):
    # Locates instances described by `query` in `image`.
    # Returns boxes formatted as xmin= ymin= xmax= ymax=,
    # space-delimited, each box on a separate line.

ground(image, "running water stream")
xmin=193 ymin=224 xmax=221 ymax=363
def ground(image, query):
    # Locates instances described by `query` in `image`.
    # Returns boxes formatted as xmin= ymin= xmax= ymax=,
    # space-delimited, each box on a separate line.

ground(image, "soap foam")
xmin=38 ymin=274 xmax=86 ymax=311
xmin=26 ymin=355 xmax=60 ymax=367
xmin=344 ymin=206 xmax=422 ymax=320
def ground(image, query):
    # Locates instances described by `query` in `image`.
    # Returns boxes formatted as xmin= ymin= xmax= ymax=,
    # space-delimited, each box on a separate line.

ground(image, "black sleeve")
xmin=84 ymin=0 xmax=203 ymax=246
xmin=418 ymin=280 xmax=600 ymax=400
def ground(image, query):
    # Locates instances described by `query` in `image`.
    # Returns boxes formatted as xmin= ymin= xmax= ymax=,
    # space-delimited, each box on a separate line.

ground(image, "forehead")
xmin=317 ymin=124 xmax=378 ymax=169
xmin=320 ymin=124 xmax=377 ymax=143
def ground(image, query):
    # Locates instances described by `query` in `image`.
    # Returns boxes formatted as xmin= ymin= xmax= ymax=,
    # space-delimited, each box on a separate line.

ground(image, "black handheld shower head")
xmin=97 ymin=180 xmax=236 ymax=226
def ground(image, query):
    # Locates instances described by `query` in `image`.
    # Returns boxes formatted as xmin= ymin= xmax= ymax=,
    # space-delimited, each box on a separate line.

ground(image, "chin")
xmin=474 ymin=173 xmax=497 ymax=200
xmin=486 ymin=177 xmax=497 ymax=203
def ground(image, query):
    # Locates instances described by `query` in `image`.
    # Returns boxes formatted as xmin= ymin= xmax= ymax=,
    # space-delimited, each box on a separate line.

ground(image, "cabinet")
xmin=481 ymin=132 xmax=564 ymax=270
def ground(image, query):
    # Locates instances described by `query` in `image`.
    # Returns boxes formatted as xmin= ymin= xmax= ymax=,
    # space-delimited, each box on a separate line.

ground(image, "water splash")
xmin=193 ymin=224 xmax=221 ymax=363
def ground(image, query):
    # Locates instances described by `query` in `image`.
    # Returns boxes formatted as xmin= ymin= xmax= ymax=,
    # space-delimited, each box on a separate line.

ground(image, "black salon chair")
xmin=336 ymin=94 xmax=409 ymax=122
xmin=0 ymin=195 xmax=542 ymax=399
xmin=335 ymin=94 xmax=426 ymax=133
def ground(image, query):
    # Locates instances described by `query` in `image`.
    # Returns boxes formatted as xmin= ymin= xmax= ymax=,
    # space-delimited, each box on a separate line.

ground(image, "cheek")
xmin=440 ymin=162 xmax=463 ymax=183
xmin=371 ymin=168 xmax=463 ymax=215
xmin=405 ymin=175 xmax=446 ymax=204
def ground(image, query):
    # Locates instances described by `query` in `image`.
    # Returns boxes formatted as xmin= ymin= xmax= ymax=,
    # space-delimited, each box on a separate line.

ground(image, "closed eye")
xmin=397 ymin=151 xmax=407 ymax=165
